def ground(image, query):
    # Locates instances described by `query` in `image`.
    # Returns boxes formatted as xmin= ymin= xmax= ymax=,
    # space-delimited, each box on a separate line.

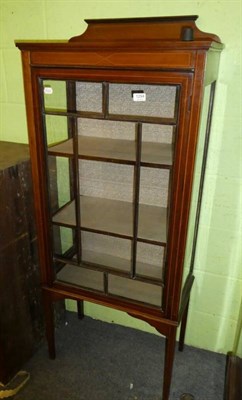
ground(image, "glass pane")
xmin=136 ymin=242 xmax=164 ymax=280
xmin=108 ymin=275 xmax=162 ymax=307
xmin=142 ymin=123 xmax=173 ymax=144
xmin=141 ymin=124 xmax=174 ymax=166
xmin=57 ymin=160 xmax=134 ymax=239
xmin=76 ymin=82 xmax=103 ymax=113
xmin=77 ymin=118 xmax=136 ymax=163
xmin=109 ymin=83 xmax=177 ymax=119
xmin=183 ymin=84 xmax=212 ymax=284
xmin=52 ymin=226 xmax=76 ymax=259
xmin=138 ymin=167 xmax=169 ymax=244
xmin=79 ymin=160 xmax=133 ymax=202
xmin=53 ymin=156 xmax=72 ymax=207
xmin=48 ymin=155 xmax=72 ymax=214
xmin=45 ymin=115 xmax=68 ymax=147
xmin=78 ymin=118 xmax=134 ymax=140
xmin=139 ymin=167 xmax=170 ymax=207
xmin=82 ymin=232 xmax=131 ymax=273
xmin=56 ymin=262 xmax=104 ymax=292
xmin=43 ymin=80 xmax=66 ymax=111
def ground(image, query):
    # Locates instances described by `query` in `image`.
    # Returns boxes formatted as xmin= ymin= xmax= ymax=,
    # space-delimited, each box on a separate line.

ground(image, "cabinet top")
xmin=15 ymin=15 xmax=223 ymax=52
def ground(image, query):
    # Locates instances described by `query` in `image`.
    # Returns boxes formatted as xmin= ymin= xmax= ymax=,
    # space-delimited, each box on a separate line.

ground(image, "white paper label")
xmin=132 ymin=92 xmax=146 ymax=102
xmin=44 ymin=86 xmax=53 ymax=95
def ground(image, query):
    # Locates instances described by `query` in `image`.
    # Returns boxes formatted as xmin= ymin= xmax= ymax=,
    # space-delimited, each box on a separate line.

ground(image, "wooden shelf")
xmin=142 ymin=141 xmax=172 ymax=167
xmin=109 ymin=274 xmax=162 ymax=307
xmin=57 ymin=264 xmax=104 ymax=292
xmin=48 ymin=137 xmax=173 ymax=167
xmin=52 ymin=196 xmax=167 ymax=245
xmin=81 ymin=249 xmax=163 ymax=280
xmin=82 ymin=249 xmax=130 ymax=272
xmin=56 ymin=263 xmax=162 ymax=306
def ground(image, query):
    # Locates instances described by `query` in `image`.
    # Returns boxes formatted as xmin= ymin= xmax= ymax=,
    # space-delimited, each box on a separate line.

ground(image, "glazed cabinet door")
xmin=34 ymin=70 xmax=192 ymax=313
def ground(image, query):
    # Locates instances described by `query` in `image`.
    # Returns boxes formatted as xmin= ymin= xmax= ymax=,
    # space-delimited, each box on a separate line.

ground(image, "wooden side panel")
xmin=0 ymin=157 xmax=44 ymax=384
xmin=164 ymin=51 xmax=207 ymax=320
xmin=0 ymin=236 xmax=41 ymax=383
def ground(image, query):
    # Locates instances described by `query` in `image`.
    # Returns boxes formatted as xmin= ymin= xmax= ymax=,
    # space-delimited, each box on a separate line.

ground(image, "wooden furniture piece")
xmin=224 ymin=298 xmax=242 ymax=400
xmin=16 ymin=16 xmax=223 ymax=399
xmin=0 ymin=142 xmax=43 ymax=384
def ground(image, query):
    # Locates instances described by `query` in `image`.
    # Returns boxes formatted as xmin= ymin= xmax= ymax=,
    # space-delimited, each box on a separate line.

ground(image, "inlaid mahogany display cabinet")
xmin=16 ymin=16 xmax=223 ymax=399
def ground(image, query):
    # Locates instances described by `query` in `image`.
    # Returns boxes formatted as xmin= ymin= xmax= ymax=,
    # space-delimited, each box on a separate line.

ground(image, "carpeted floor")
xmin=14 ymin=311 xmax=225 ymax=400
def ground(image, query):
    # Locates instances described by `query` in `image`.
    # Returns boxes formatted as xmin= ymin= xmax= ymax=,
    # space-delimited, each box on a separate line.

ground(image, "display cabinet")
xmin=16 ymin=16 xmax=223 ymax=399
